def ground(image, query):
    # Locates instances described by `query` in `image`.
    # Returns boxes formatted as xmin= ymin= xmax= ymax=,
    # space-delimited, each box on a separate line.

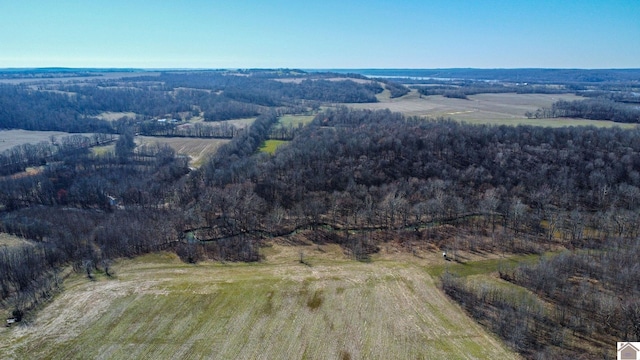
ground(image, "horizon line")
xmin=2 ymin=67 xmax=640 ymax=71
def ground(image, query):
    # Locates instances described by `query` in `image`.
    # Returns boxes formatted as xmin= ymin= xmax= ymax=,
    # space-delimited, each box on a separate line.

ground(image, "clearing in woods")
xmin=277 ymin=114 xmax=316 ymax=127
xmin=0 ymin=233 xmax=33 ymax=248
xmin=259 ymin=139 xmax=288 ymax=154
xmin=0 ymin=244 xmax=519 ymax=359
xmin=95 ymin=112 xmax=138 ymax=121
xmin=135 ymin=136 xmax=230 ymax=168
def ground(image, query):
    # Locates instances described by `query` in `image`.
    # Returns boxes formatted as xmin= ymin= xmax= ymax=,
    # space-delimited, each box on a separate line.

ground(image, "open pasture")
xmin=189 ymin=117 xmax=257 ymax=128
xmin=0 ymin=245 xmax=518 ymax=359
xmin=277 ymin=114 xmax=315 ymax=127
xmin=345 ymin=91 xmax=636 ymax=128
xmin=95 ymin=112 xmax=138 ymax=121
xmin=259 ymin=139 xmax=289 ymax=154
xmin=135 ymin=136 xmax=229 ymax=168
xmin=218 ymin=117 xmax=256 ymax=128
xmin=0 ymin=130 xmax=71 ymax=152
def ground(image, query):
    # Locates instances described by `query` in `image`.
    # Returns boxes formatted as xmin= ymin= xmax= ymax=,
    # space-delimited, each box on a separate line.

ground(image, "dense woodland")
xmin=1 ymin=68 xmax=640 ymax=358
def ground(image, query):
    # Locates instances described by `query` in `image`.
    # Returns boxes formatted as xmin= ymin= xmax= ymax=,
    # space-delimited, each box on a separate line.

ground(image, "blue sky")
xmin=1 ymin=0 xmax=638 ymax=69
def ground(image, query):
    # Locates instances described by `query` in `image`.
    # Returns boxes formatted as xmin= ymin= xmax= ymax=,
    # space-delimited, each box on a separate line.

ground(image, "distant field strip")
xmin=0 ymin=247 xmax=518 ymax=359
xmin=278 ymin=114 xmax=315 ymax=127
xmin=344 ymin=91 xmax=637 ymax=128
xmin=0 ymin=130 xmax=76 ymax=152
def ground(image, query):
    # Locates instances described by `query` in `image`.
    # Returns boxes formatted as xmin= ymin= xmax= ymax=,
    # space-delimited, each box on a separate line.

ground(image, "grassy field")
xmin=91 ymin=144 xmax=116 ymax=157
xmin=135 ymin=136 xmax=230 ymax=168
xmin=187 ymin=117 xmax=256 ymax=129
xmin=0 ymin=244 xmax=519 ymax=359
xmin=221 ymin=117 xmax=257 ymax=128
xmin=0 ymin=233 xmax=33 ymax=248
xmin=344 ymin=91 xmax=638 ymax=128
xmin=259 ymin=140 xmax=289 ymax=154
xmin=95 ymin=112 xmax=138 ymax=121
xmin=278 ymin=114 xmax=315 ymax=127
xmin=0 ymin=130 xmax=73 ymax=152
xmin=425 ymin=252 xmax=550 ymax=278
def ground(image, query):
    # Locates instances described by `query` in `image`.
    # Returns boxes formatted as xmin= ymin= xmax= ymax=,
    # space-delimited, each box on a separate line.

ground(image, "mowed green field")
xmin=0 ymin=245 xmax=518 ymax=359
xmin=259 ymin=139 xmax=289 ymax=154
xmin=346 ymin=90 xmax=637 ymax=128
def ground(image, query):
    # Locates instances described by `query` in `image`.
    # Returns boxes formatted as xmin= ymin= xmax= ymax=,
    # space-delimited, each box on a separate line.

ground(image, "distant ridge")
xmin=0 ymin=67 xmax=144 ymax=72
xmin=316 ymin=68 xmax=640 ymax=83
xmin=1 ymin=67 xmax=639 ymax=83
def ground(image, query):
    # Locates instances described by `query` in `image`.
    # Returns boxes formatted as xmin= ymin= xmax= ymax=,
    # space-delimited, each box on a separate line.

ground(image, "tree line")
xmin=0 ymin=133 xmax=113 ymax=176
xmin=442 ymin=235 xmax=640 ymax=359
xmin=528 ymin=98 xmax=640 ymax=123
xmin=416 ymin=81 xmax=568 ymax=99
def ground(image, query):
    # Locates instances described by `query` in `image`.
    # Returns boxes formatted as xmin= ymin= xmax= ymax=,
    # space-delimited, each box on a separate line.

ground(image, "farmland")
xmin=277 ymin=114 xmax=315 ymax=127
xmin=345 ymin=91 xmax=637 ymax=128
xmin=0 ymin=244 xmax=518 ymax=359
xmin=95 ymin=112 xmax=138 ymax=121
xmin=135 ymin=136 xmax=230 ymax=168
xmin=2 ymin=69 xmax=640 ymax=359
xmin=0 ymin=130 xmax=73 ymax=152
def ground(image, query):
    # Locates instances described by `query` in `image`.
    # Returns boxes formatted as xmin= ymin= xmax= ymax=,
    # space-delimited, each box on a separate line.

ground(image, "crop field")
xmin=0 ymin=130 xmax=72 ymax=152
xmin=345 ymin=91 xmax=637 ymax=128
xmin=209 ymin=117 xmax=256 ymax=128
xmin=135 ymin=136 xmax=229 ymax=168
xmin=220 ymin=117 xmax=256 ymax=128
xmin=0 ymin=244 xmax=519 ymax=359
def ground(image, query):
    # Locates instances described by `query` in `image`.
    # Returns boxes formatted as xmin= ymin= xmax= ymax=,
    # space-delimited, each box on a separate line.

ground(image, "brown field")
xmin=135 ymin=136 xmax=230 ymax=168
xmin=345 ymin=91 xmax=637 ymax=128
xmin=0 ymin=244 xmax=519 ymax=359
xmin=95 ymin=112 xmax=138 ymax=121
xmin=0 ymin=130 xmax=73 ymax=152
xmin=0 ymin=233 xmax=33 ymax=248
xmin=220 ymin=117 xmax=256 ymax=128
xmin=187 ymin=117 xmax=256 ymax=129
